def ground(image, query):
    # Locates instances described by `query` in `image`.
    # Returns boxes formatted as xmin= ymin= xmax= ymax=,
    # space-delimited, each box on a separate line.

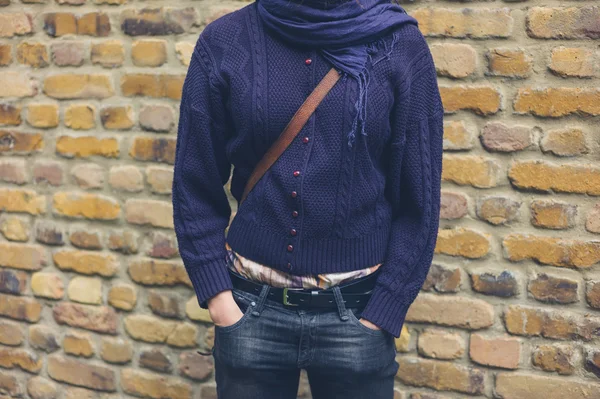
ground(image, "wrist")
xmin=207 ymin=289 xmax=234 ymax=309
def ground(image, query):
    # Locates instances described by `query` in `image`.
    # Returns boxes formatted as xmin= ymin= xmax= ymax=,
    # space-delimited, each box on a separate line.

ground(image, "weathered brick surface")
xmin=527 ymin=6 xmax=600 ymax=40
xmin=0 ymin=1 xmax=597 ymax=397
xmin=413 ymin=8 xmax=512 ymax=39
xmin=487 ymin=49 xmax=532 ymax=78
xmin=417 ymin=329 xmax=465 ymax=360
xmin=476 ymin=196 xmax=521 ymax=225
xmin=528 ymin=273 xmax=578 ymax=304
xmin=53 ymin=302 xmax=118 ymax=334
xmin=549 ymin=47 xmax=596 ymax=78
xmin=396 ymin=357 xmax=485 ymax=395
xmin=442 ymin=155 xmax=499 ymax=188
xmin=503 ymin=233 xmax=600 ymax=268
xmin=469 ymin=334 xmax=520 ymax=369
xmin=406 ymin=293 xmax=494 ymax=329
xmin=504 ymin=305 xmax=600 ymax=341
xmin=440 ymin=86 xmax=501 ymax=115
xmin=120 ymin=368 xmax=192 ymax=399
xmin=47 ymin=355 xmax=116 ymax=391
xmin=531 ymin=344 xmax=578 ymax=375
xmin=435 ymin=227 xmax=491 ymax=259
xmin=495 ymin=372 xmax=600 ymax=399
xmin=540 ymin=128 xmax=588 ymax=157
xmin=514 ymin=88 xmax=600 ymax=117
xmin=530 ymin=200 xmax=577 ymax=229
xmin=480 ymin=122 xmax=533 ymax=153
xmin=509 ymin=161 xmax=600 ymax=196
xmin=470 ymin=270 xmax=518 ymax=297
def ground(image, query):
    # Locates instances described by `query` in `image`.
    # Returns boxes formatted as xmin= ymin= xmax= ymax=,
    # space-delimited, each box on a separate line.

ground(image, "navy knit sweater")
xmin=172 ymin=2 xmax=444 ymax=338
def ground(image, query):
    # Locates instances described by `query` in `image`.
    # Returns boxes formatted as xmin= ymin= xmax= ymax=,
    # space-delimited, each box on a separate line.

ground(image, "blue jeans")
xmin=208 ymin=283 xmax=399 ymax=398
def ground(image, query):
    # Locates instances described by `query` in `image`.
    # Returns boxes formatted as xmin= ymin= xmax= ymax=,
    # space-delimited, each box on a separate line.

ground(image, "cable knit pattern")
xmin=172 ymin=2 xmax=444 ymax=338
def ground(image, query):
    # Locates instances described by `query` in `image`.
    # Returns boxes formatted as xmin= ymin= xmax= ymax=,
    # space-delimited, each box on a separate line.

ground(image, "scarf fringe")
xmin=346 ymin=30 xmax=401 ymax=149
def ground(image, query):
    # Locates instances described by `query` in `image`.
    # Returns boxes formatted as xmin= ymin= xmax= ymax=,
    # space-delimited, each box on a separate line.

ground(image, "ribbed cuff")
xmin=359 ymin=284 xmax=411 ymax=338
xmin=185 ymin=257 xmax=234 ymax=310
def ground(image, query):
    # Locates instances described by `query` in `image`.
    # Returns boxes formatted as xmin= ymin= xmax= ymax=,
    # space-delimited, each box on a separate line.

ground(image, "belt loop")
xmin=251 ymin=284 xmax=270 ymax=316
xmin=332 ymin=286 xmax=349 ymax=321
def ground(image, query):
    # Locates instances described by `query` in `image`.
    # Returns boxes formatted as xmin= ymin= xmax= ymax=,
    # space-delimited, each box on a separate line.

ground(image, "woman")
xmin=172 ymin=0 xmax=444 ymax=397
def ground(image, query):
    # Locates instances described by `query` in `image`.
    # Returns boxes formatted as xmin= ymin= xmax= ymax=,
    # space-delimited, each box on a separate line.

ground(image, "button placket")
xmin=287 ymin=51 xmax=316 ymax=268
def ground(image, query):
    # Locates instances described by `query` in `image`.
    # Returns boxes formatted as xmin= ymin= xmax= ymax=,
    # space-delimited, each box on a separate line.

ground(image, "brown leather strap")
xmin=240 ymin=67 xmax=341 ymax=205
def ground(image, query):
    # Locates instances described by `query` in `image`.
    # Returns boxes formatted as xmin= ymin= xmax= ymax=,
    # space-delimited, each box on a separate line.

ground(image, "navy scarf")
xmin=256 ymin=0 xmax=418 ymax=148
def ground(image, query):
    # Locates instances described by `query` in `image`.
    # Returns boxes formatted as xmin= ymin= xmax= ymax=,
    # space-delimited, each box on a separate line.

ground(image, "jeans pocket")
xmin=214 ymin=290 xmax=256 ymax=334
xmin=346 ymin=307 xmax=388 ymax=337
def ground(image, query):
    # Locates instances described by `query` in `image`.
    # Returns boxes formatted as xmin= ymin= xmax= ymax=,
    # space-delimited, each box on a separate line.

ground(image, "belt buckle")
xmin=282 ymin=287 xmax=304 ymax=306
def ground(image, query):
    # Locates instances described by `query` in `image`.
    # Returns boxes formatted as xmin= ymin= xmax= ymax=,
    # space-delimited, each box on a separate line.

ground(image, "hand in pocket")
xmin=208 ymin=291 xmax=246 ymax=328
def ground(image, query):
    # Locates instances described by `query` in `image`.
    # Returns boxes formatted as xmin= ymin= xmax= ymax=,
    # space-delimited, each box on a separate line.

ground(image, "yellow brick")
xmin=100 ymin=106 xmax=134 ymax=130
xmin=77 ymin=12 xmax=110 ymax=37
xmin=440 ymin=86 xmax=501 ymax=115
xmin=0 ymin=242 xmax=47 ymax=271
xmin=0 ymin=44 xmax=12 ymax=66
xmin=435 ymin=227 xmax=491 ymax=259
xmin=0 ymin=188 xmax=46 ymax=215
xmin=121 ymin=74 xmax=185 ymax=100
xmin=64 ymin=104 xmax=95 ymax=130
xmin=91 ymin=40 xmax=124 ymax=68
xmin=503 ymin=233 xmax=600 ymax=269
xmin=44 ymin=74 xmax=114 ymax=99
xmin=508 ymin=160 xmax=600 ymax=195
xmin=442 ymin=155 xmax=499 ymax=188
xmin=128 ymin=259 xmax=192 ymax=287
xmin=53 ymin=191 xmax=120 ymax=220
xmin=488 ymin=49 xmax=532 ymax=77
xmin=129 ymin=136 xmax=175 ymax=164
xmin=175 ymin=42 xmax=193 ymax=66
xmin=43 ymin=13 xmax=77 ymax=37
xmin=549 ymin=47 xmax=595 ymax=78
xmin=514 ymin=88 xmax=600 ymax=117
xmin=56 ymin=135 xmax=119 ymax=158
xmin=0 ymin=104 xmax=21 ymax=126
xmin=412 ymin=8 xmax=513 ymax=38
xmin=132 ymin=40 xmax=167 ymax=67
xmin=26 ymin=103 xmax=59 ymax=128
xmin=16 ymin=42 xmax=49 ymax=68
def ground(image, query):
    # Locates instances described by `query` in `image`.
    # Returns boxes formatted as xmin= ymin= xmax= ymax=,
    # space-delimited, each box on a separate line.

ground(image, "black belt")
xmin=228 ymin=267 xmax=379 ymax=309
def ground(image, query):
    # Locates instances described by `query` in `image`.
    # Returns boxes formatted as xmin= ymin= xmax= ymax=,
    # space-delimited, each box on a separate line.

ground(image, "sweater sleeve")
xmin=172 ymin=35 xmax=234 ymax=310
xmin=359 ymin=47 xmax=444 ymax=338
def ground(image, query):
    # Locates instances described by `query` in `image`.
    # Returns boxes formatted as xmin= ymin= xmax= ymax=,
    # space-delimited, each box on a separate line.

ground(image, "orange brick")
xmin=488 ymin=49 xmax=531 ymax=78
xmin=514 ymin=88 xmax=600 ymax=117
xmin=440 ymin=86 xmax=501 ymax=115
xmin=509 ymin=160 xmax=600 ymax=196
xmin=442 ymin=155 xmax=499 ymax=188
xmin=435 ymin=227 xmax=491 ymax=259
xmin=503 ymin=233 xmax=600 ymax=269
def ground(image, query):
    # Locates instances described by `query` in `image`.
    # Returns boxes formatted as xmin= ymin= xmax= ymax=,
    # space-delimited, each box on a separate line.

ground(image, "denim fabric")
xmin=206 ymin=283 xmax=399 ymax=398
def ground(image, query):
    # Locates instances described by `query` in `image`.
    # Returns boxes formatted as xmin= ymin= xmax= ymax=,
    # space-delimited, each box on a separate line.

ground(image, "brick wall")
xmin=0 ymin=0 xmax=598 ymax=398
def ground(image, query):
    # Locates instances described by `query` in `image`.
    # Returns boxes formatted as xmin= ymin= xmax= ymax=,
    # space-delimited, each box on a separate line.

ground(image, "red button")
xmin=305 ymin=59 xmax=312 ymax=66
xmin=287 ymin=245 xmax=294 ymax=252
xmin=302 ymin=137 xmax=309 ymax=144
xmin=293 ymin=170 xmax=300 ymax=177
xmin=291 ymin=191 xmax=297 ymax=198
xmin=292 ymin=210 xmax=298 ymax=217
xmin=290 ymin=229 xmax=297 ymax=236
